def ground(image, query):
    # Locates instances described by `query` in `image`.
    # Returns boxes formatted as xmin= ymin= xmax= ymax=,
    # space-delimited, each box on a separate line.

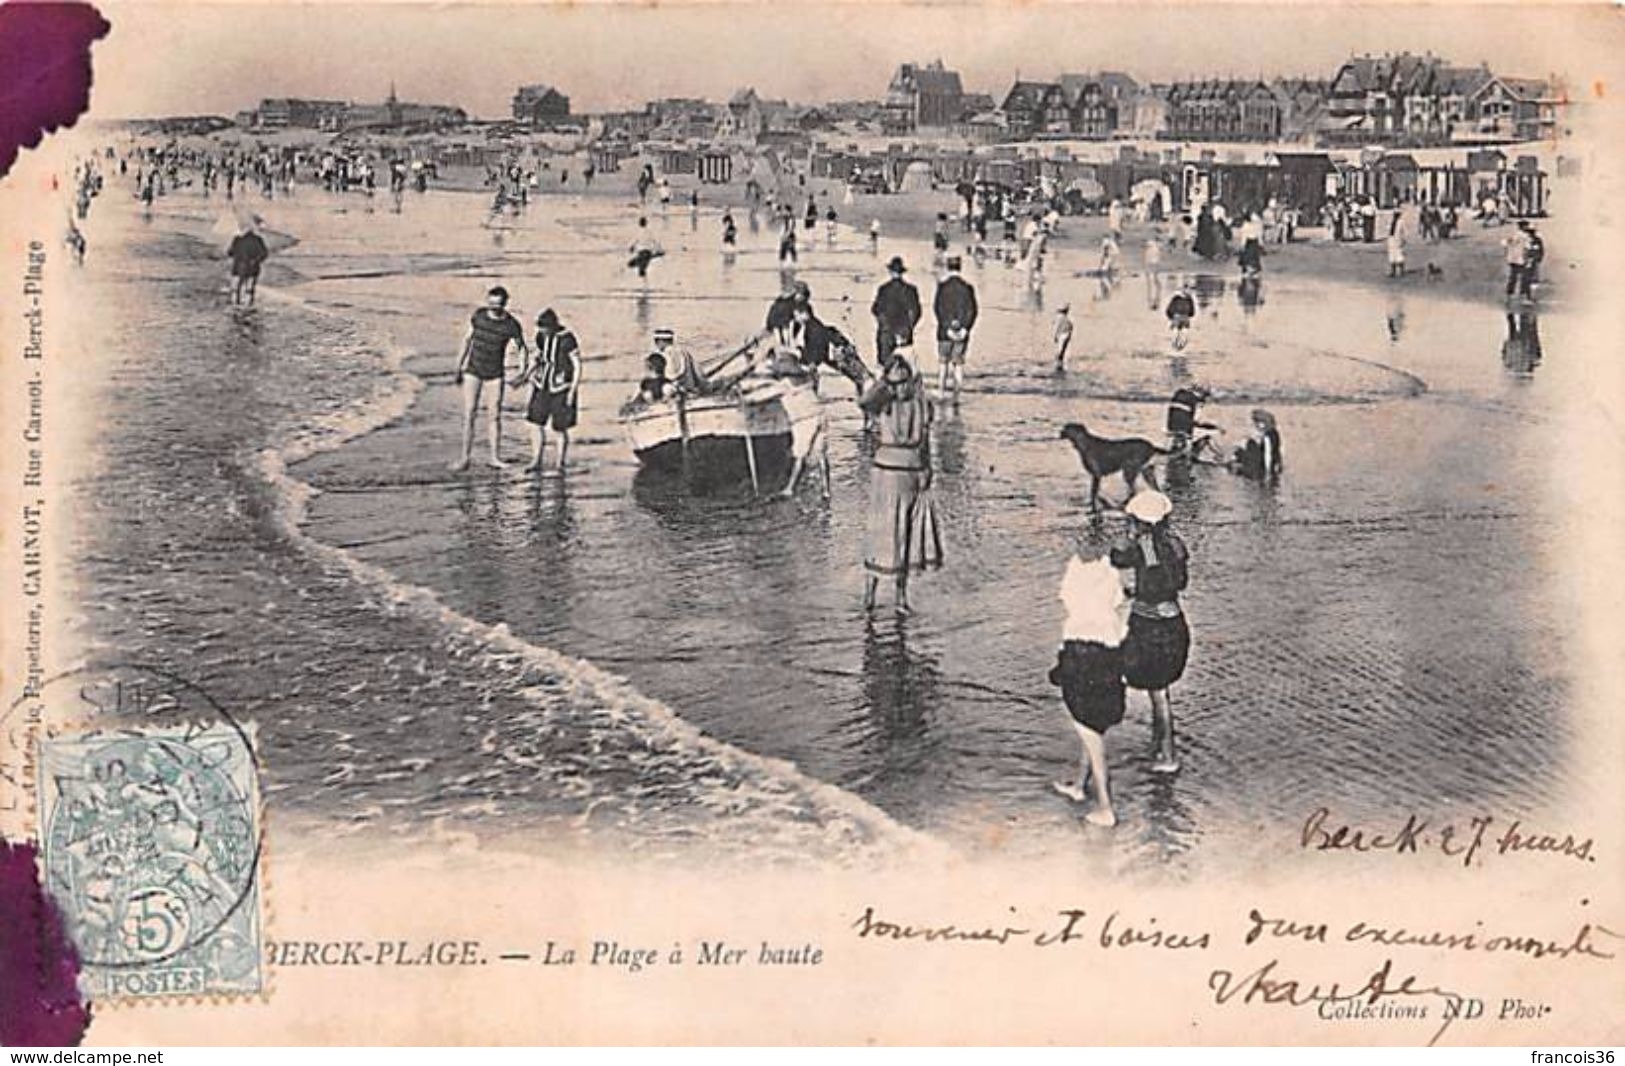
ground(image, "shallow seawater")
xmin=71 ymin=183 xmax=1582 ymax=871
xmin=284 ymin=190 xmax=1577 ymax=864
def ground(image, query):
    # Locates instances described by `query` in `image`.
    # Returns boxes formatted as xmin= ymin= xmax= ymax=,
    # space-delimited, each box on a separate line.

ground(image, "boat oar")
xmin=739 ymin=391 xmax=760 ymax=495
xmin=744 ymin=433 xmax=760 ymax=495
xmin=700 ymin=333 xmax=764 ymax=381
xmin=675 ymin=391 xmax=691 ymax=455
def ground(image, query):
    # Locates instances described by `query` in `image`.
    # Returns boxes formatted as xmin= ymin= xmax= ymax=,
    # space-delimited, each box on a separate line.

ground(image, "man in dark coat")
xmin=870 ymin=256 xmax=921 ymax=370
xmin=227 ymin=223 xmax=270 ymax=306
xmin=933 ymin=256 xmax=978 ymax=402
xmin=788 ymin=302 xmax=833 ymax=371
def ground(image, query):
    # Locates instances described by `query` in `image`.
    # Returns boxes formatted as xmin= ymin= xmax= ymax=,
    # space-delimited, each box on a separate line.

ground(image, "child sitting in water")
xmin=1230 ymin=408 xmax=1283 ymax=480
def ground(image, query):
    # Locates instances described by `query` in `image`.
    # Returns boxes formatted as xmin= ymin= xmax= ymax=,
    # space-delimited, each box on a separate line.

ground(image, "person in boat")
xmin=1230 ymin=408 xmax=1283 ymax=480
xmin=653 ymin=328 xmax=706 ymax=395
xmin=859 ymin=356 xmax=942 ymax=615
xmin=871 ymin=256 xmax=921 ymax=371
xmin=1048 ymin=547 xmax=1130 ymax=827
xmin=638 ymin=352 xmax=669 ymax=404
xmin=1110 ymin=490 xmax=1190 ymax=775
xmin=514 ymin=308 xmax=582 ymax=475
xmin=452 ymin=285 xmax=529 ymax=471
xmin=1166 ymin=385 xmax=1220 ymax=459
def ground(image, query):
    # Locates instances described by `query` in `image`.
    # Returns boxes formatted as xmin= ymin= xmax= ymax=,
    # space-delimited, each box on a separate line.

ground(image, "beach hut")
xmin=1269 ymin=152 xmax=1334 ymax=214
xmin=698 ymin=149 xmax=733 ymax=184
xmin=591 ymin=144 xmax=628 ymax=174
xmin=1468 ymin=148 xmax=1507 ymax=205
xmin=1504 ymin=156 xmax=1547 ymax=216
xmin=659 ymin=146 xmax=697 ymax=176
xmin=1374 ymin=153 xmax=1419 ymax=208
xmin=896 ymin=160 xmax=934 ymax=193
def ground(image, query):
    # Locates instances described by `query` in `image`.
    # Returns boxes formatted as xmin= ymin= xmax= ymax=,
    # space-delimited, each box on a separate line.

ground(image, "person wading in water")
xmin=451 ymin=286 xmax=528 ymax=471
xmin=515 ymin=308 xmax=582 ymax=476
xmin=1111 ymin=490 xmax=1191 ymax=774
xmin=859 ymin=357 xmax=942 ymax=615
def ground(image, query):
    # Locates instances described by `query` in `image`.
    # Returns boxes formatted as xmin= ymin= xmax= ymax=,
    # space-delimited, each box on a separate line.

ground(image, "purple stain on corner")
xmin=0 ymin=839 xmax=91 ymax=1046
xmin=0 ymin=1 xmax=111 ymax=180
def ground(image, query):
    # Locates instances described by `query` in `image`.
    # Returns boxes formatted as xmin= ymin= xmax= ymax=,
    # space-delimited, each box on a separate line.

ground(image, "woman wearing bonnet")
xmin=1111 ymin=490 xmax=1192 ymax=775
xmin=859 ymin=355 xmax=943 ymax=615
xmin=1048 ymin=546 xmax=1132 ymax=827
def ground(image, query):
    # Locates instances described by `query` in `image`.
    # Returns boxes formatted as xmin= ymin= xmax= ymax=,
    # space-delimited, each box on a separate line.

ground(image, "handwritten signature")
xmin=1209 ymin=956 xmax=1468 ymax=1045
xmin=1300 ymin=808 xmax=1597 ymax=868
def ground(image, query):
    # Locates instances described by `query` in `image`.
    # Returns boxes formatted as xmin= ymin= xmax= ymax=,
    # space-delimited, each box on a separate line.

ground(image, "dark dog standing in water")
xmin=1060 ymin=422 xmax=1169 ymax=509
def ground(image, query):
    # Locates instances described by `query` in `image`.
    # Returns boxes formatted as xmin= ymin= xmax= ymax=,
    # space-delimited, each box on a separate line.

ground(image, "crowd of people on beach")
xmin=91 ymin=135 xmax=1556 ymax=832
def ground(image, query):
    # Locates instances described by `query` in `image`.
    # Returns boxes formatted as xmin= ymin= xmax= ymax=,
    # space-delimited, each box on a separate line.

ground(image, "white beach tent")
xmin=897 ymin=160 xmax=934 ymax=193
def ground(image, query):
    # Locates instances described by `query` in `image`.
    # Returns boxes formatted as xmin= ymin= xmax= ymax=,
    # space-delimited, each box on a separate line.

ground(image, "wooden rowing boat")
xmin=620 ymin=373 xmax=823 ymax=491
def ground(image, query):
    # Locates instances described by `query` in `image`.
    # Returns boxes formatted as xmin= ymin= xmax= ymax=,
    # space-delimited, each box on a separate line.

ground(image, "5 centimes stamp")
xmin=33 ymin=667 xmax=264 ymax=1001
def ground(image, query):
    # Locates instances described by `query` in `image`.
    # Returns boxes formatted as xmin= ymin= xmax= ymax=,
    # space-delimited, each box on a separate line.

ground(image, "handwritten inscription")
xmin=851 ymin=905 xmax=1210 ymax=951
xmin=851 ymin=901 xmax=1617 ymax=1044
xmin=1301 ymin=808 xmax=1597 ymax=867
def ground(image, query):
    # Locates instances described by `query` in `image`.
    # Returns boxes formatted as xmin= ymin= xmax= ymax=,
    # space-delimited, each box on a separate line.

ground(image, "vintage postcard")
xmin=1 ymin=0 xmax=1622 ymax=1046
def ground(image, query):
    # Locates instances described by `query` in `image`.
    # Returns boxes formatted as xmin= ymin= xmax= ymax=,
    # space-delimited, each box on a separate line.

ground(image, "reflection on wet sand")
xmin=1502 ymin=311 xmax=1542 ymax=378
xmin=86 ymin=181 xmax=1580 ymax=866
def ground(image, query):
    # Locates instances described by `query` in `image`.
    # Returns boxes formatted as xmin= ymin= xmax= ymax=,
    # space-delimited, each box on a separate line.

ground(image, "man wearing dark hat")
xmin=870 ymin=256 xmax=921 ymax=370
xmin=452 ymin=285 xmax=528 ymax=471
xmin=933 ymin=256 xmax=978 ymax=403
xmin=514 ymin=308 xmax=582 ymax=475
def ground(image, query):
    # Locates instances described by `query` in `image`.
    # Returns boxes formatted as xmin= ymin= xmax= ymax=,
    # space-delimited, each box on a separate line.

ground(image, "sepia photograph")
xmin=0 ymin=0 xmax=1621 ymax=1048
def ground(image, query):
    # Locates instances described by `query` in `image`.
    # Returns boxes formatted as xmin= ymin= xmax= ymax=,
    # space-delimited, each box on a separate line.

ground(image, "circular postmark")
xmin=24 ymin=663 xmax=263 ymax=974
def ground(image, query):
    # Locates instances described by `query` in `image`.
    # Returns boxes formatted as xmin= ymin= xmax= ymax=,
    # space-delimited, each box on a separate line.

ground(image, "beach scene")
xmin=32 ymin=7 xmax=1612 ymax=879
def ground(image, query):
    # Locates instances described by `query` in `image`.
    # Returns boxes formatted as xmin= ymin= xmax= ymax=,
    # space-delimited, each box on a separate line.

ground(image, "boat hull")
xmin=621 ymin=379 xmax=823 ymax=486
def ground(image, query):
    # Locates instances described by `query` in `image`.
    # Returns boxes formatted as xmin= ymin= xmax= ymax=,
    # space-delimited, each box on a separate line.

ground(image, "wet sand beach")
xmin=63 ymin=176 xmax=1588 ymax=874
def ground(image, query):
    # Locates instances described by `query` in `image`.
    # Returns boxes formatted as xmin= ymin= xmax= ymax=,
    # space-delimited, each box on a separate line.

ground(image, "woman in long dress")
xmin=860 ymin=356 xmax=943 ymax=615
xmin=1193 ymin=204 xmax=1221 ymax=260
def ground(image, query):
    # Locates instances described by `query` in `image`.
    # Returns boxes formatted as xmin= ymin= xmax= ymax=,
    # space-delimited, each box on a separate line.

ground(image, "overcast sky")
xmin=92 ymin=2 xmax=1623 ymax=120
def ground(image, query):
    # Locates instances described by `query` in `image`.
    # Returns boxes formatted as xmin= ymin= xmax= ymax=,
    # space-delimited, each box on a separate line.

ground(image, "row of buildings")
xmin=236 ymin=86 xmax=467 ymax=132
xmin=882 ymin=53 xmax=1560 ymax=147
xmin=227 ymin=51 xmax=1562 ymax=153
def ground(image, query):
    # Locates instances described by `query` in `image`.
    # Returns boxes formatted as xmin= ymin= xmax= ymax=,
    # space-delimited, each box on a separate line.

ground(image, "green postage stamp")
xmin=37 ymin=721 xmax=264 ymax=1000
